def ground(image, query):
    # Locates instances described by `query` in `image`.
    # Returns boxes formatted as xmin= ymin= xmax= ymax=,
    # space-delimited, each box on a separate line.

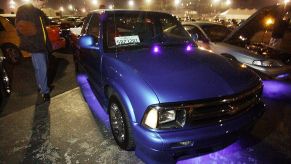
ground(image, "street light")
xmin=212 ymin=0 xmax=221 ymax=5
xmin=22 ymin=0 xmax=31 ymax=3
xmin=145 ymin=0 xmax=152 ymax=5
xmin=68 ymin=4 xmax=73 ymax=11
xmin=284 ymin=0 xmax=290 ymax=4
xmin=128 ymin=0 xmax=134 ymax=8
xmin=226 ymin=0 xmax=232 ymax=6
xmin=9 ymin=0 xmax=16 ymax=9
xmin=81 ymin=8 xmax=86 ymax=13
xmin=145 ymin=0 xmax=152 ymax=10
xmin=174 ymin=0 xmax=181 ymax=6
xmin=92 ymin=0 xmax=98 ymax=5
xmin=59 ymin=6 xmax=64 ymax=12
xmin=109 ymin=4 xmax=114 ymax=9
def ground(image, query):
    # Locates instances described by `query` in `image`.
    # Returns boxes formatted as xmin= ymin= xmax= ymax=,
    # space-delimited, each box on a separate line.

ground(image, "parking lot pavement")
xmin=1 ymin=77 xmax=290 ymax=163
xmin=0 ymin=52 xmax=77 ymax=117
xmin=0 ymin=87 xmax=142 ymax=163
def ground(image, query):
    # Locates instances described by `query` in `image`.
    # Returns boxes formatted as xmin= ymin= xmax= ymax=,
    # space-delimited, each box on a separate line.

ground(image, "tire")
xmin=1 ymin=45 xmax=22 ymax=64
xmin=109 ymin=97 xmax=135 ymax=150
xmin=0 ymin=69 xmax=10 ymax=112
xmin=0 ymin=66 xmax=11 ymax=96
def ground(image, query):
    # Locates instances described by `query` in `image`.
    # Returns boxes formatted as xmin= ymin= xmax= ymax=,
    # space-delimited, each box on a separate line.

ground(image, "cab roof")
xmin=89 ymin=9 xmax=171 ymax=15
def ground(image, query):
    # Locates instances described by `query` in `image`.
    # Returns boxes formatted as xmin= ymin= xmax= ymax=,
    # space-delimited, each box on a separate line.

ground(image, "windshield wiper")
xmin=115 ymin=42 xmax=143 ymax=48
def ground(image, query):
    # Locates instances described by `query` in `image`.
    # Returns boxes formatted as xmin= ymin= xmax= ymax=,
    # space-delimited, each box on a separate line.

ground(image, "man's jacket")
xmin=16 ymin=4 xmax=52 ymax=53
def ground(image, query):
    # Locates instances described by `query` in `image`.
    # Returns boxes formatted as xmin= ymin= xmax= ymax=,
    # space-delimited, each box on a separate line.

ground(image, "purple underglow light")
xmin=153 ymin=45 xmax=160 ymax=53
xmin=77 ymin=74 xmax=110 ymax=128
xmin=186 ymin=45 xmax=192 ymax=51
xmin=262 ymin=80 xmax=291 ymax=100
xmin=276 ymin=73 xmax=289 ymax=79
xmin=178 ymin=141 xmax=254 ymax=163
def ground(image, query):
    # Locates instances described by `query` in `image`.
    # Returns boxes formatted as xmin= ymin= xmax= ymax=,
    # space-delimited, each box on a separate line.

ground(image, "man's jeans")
xmin=31 ymin=52 xmax=49 ymax=94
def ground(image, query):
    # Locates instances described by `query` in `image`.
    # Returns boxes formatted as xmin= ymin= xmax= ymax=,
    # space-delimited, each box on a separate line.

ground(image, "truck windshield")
xmin=103 ymin=12 xmax=193 ymax=51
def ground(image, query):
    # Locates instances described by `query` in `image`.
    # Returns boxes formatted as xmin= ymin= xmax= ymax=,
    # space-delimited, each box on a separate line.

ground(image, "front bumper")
xmin=247 ymin=64 xmax=291 ymax=79
xmin=133 ymin=102 xmax=265 ymax=164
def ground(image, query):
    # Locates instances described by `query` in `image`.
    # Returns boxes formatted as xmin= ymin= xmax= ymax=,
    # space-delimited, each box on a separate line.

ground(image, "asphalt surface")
xmin=0 ymin=51 xmax=77 ymax=117
xmin=0 ymin=50 xmax=291 ymax=163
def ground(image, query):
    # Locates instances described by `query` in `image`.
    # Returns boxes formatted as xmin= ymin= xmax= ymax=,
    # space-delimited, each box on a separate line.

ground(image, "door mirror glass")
xmin=79 ymin=35 xmax=100 ymax=50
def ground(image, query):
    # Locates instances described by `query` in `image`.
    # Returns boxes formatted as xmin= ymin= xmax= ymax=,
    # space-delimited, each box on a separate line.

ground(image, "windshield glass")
xmin=226 ymin=5 xmax=291 ymax=52
xmin=201 ymin=24 xmax=231 ymax=42
xmin=104 ymin=12 xmax=193 ymax=51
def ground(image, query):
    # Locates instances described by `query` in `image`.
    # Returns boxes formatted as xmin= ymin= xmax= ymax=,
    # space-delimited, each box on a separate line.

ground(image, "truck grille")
xmin=184 ymin=84 xmax=263 ymax=126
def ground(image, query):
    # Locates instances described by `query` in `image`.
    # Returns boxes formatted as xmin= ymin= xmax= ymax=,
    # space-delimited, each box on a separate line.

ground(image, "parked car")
xmin=185 ymin=5 xmax=291 ymax=79
xmin=46 ymin=25 xmax=66 ymax=50
xmin=69 ymin=26 xmax=82 ymax=50
xmin=183 ymin=21 xmax=231 ymax=51
xmin=0 ymin=49 xmax=10 ymax=110
xmin=62 ymin=16 xmax=84 ymax=27
xmin=48 ymin=17 xmax=61 ymax=25
xmin=60 ymin=17 xmax=84 ymax=48
xmin=0 ymin=14 xmax=65 ymax=61
xmin=0 ymin=14 xmax=29 ymax=63
xmin=75 ymin=10 xmax=265 ymax=163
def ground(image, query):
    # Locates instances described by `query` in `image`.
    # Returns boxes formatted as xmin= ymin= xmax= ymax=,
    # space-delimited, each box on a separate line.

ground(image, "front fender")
xmin=106 ymin=80 xmax=137 ymax=122
xmin=103 ymin=55 xmax=160 ymax=124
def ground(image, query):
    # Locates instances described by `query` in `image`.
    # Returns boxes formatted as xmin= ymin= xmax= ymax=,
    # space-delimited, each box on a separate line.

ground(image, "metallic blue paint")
xmin=75 ymin=10 xmax=265 ymax=163
xmin=79 ymin=35 xmax=100 ymax=50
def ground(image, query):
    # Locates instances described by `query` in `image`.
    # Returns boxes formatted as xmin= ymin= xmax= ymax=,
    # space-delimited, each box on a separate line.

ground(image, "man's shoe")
xmin=42 ymin=93 xmax=50 ymax=102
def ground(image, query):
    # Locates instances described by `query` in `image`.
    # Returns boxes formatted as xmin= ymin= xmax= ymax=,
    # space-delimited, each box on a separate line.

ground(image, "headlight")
xmin=252 ymin=60 xmax=282 ymax=67
xmin=143 ymin=106 xmax=187 ymax=130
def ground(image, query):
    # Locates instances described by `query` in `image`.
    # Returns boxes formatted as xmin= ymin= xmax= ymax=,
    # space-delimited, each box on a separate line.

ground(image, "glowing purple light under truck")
xmin=74 ymin=10 xmax=265 ymax=163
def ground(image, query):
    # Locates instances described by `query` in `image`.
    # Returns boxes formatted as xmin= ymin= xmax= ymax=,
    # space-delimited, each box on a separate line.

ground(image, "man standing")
xmin=15 ymin=1 xmax=51 ymax=103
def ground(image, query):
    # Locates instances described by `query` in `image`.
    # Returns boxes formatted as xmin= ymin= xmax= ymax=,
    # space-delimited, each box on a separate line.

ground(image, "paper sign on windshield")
xmin=115 ymin=35 xmax=140 ymax=45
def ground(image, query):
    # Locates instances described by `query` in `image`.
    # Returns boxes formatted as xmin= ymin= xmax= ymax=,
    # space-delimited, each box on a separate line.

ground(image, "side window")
xmin=0 ymin=21 xmax=5 ymax=31
xmin=86 ymin=14 xmax=100 ymax=38
xmin=160 ymin=17 xmax=189 ymax=39
xmin=188 ymin=26 xmax=206 ymax=41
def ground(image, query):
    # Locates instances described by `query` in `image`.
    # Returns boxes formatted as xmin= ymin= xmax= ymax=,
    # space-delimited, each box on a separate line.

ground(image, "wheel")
xmin=0 ymin=66 xmax=11 ymax=96
xmin=0 ymin=67 xmax=10 ymax=112
xmin=1 ymin=45 xmax=22 ymax=64
xmin=109 ymin=97 xmax=135 ymax=150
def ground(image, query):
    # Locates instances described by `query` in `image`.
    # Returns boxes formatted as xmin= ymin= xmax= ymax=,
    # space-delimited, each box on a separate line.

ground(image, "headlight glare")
xmin=143 ymin=106 xmax=187 ymax=130
xmin=144 ymin=107 xmax=158 ymax=129
xmin=253 ymin=60 xmax=282 ymax=67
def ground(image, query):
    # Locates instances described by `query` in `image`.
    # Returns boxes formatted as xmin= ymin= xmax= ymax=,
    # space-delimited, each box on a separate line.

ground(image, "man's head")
xmin=33 ymin=0 xmax=46 ymax=8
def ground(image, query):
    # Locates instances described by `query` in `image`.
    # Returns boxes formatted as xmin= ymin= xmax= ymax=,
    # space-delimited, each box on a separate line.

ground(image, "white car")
xmin=183 ymin=5 xmax=291 ymax=79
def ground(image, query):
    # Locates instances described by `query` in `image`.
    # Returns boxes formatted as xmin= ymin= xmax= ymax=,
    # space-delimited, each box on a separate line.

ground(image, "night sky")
xmin=0 ymin=0 xmax=280 ymax=13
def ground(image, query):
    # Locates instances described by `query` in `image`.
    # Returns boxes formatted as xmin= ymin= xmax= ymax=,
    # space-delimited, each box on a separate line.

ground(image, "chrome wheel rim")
xmin=110 ymin=103 xmax=125 ymax=143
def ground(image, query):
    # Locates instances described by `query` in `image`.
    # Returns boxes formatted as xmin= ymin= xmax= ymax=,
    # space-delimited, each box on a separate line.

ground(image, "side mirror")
xmin=191 ymin=33 xmax=199 ymax=42
xmin=79 ymin=35 xmax=100 ymax=50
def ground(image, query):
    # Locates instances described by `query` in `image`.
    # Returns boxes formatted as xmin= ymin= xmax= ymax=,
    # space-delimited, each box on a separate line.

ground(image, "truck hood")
xmin=117 ymin=47 xmax=260 ymax=103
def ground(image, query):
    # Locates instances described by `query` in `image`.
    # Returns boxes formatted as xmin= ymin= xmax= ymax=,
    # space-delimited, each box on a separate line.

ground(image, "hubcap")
xmin=110 ymin=103 xmax=126 ymax=143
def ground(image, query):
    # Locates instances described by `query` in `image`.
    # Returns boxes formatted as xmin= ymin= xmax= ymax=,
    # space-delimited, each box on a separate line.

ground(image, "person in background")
xmin=15 ymin=0 xmax=51 ymax=104
xmin=269 ymin=11 xmax=290 ymax=49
